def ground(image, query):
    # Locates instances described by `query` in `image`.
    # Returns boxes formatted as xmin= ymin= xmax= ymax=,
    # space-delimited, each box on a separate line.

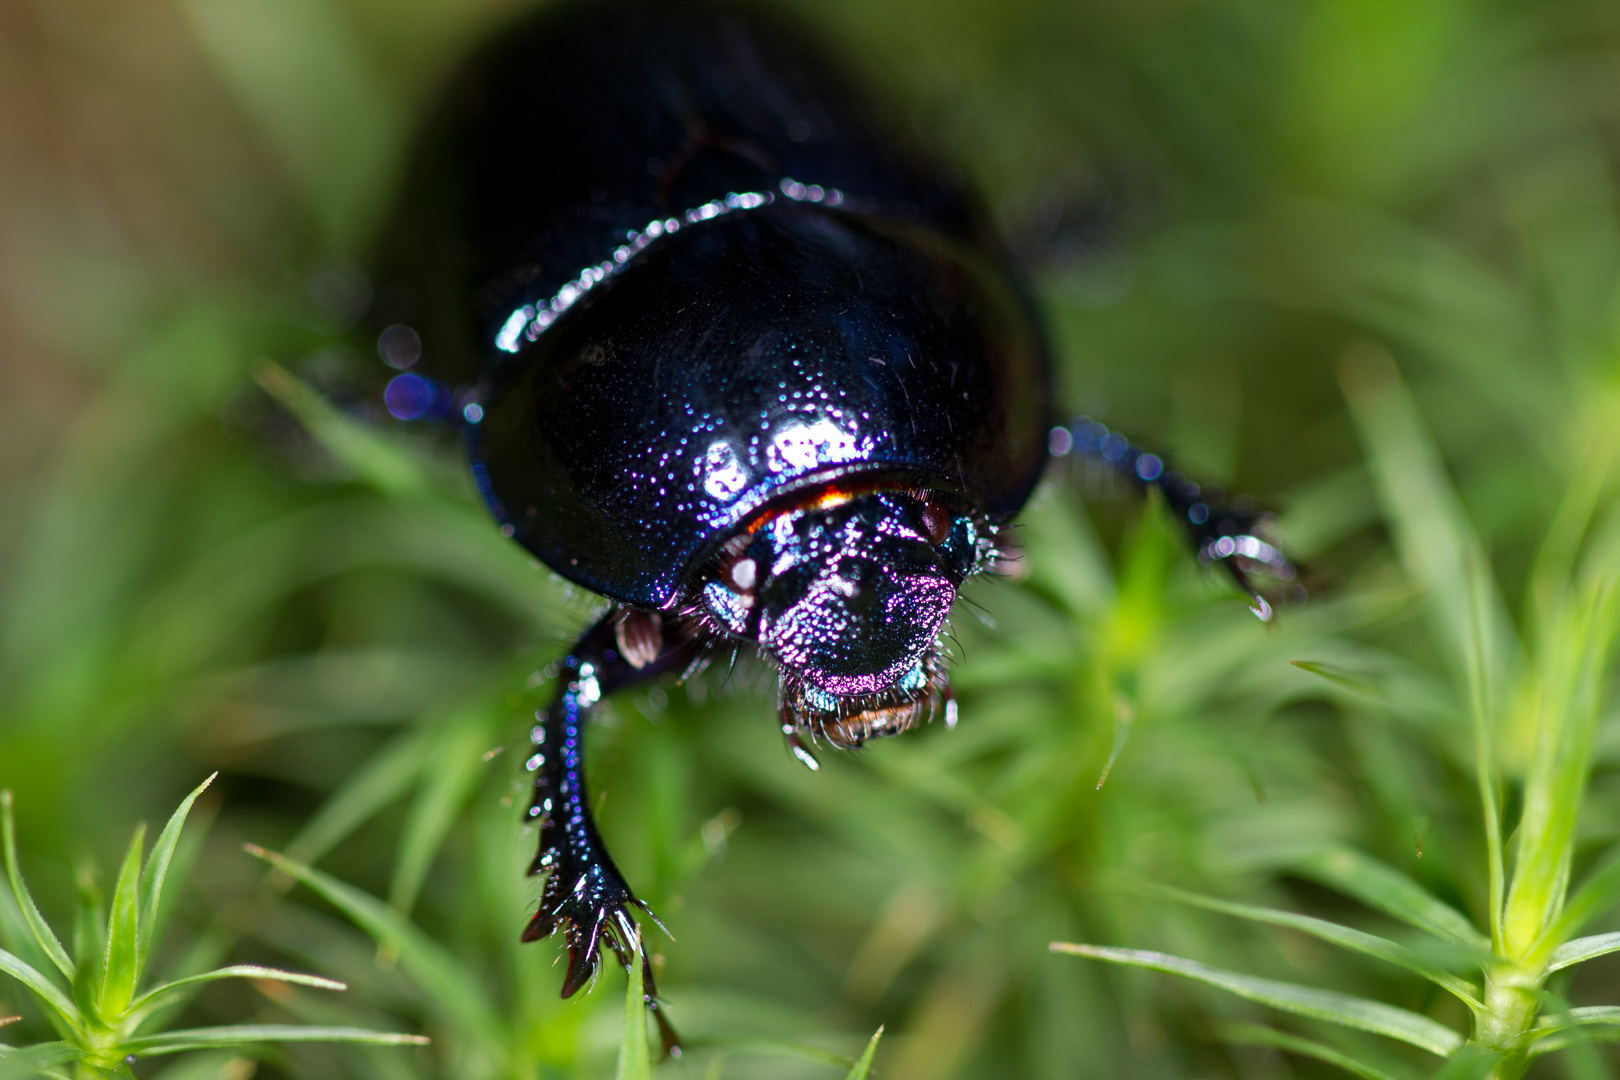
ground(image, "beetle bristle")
xmin=772 ymin=648 xmax=951 ymax=750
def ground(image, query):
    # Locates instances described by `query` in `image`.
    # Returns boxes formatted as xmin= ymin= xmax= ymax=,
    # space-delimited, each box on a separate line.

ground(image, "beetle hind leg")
xmin=1050 ymin=417 xmax=1303 ymax=617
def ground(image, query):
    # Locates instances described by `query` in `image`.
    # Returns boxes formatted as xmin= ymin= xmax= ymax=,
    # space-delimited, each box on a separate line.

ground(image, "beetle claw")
xmin=523 ymin=853 xmax=646 ymax=998
xmin=523 ymin=739 xmax=654 ymax=999
xmin=523 ymin=816 xmax=680 ymax=1048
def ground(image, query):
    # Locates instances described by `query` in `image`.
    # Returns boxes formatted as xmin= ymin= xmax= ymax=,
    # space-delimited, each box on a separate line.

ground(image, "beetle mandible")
xmin=375 ymin=0 xmax=1295 ymax=1043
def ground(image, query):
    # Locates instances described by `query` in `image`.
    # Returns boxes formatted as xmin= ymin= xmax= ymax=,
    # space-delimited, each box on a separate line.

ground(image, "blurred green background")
xmin=5 ymin=0 xmax=1620 ymax=1076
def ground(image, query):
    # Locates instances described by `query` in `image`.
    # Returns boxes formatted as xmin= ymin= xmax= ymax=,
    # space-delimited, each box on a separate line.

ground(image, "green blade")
xmin=0 ymin=793 xmax=73 ymax=981
xmin=1050 ymin=943 xmax=1462 ymax=1056
xmin=1540 ymin=849 xmax=1620 ymax=952
xmin=0 ymin=947 xmax=81 ymax=1033
xmin=1296 ymin=848 xmax=1487 ymax=948
xmin=1524 ymin=1028 xmax=1620 ymax=1060
xmin=128 ymin=965 xmax=346 ymax=1017
xmin=1136 ymin=882 xmax=1482 ymax=1009
xmin=138 ymin=774 xmax=215 ymax=970
xmin=1547 ymin=932 xmax=1620 ymax=974
xmin=388 ymin=710 xmax=489 ymax=917
xmin=69 ymin=864 xmax=105 ymax=1028
xmin=1289 ymin=660 xmax=1388 ymax=702
xmin=1340 ymin=347 xmax=1513 ymax=704
xmin=615 ymin=929 xmax=649 ymax=1080
xmin=284 ymin=732 xmax=426 ymax=868
xmin=242 ymin=844 xmax=505 ymax=1050
xmin=123 ymin=1024 xmax=429 ymax=1057
xmin=1525 ymin=1007 xmax=1620 ymax=1058
xmin=0 ymin=1042 xmax=80 ymax=1080
xmin=254 ymin=363 xmax=430 ymax=499
xmin=1218 ymin=1022 xmax=1404 ymax=1080
xmin=843 ymin=1027 xmax=883 ymax=1080
xmin=1502 ymin=577 xmax=1620 ymax=961
xmin=101 ymin=822 xmax=146 ymax=1018
xmin=1527 ymin=1006 xmax=1620 ymax=1044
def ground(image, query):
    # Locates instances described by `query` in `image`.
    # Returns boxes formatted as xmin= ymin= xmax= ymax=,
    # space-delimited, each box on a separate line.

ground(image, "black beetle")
xmin=375 ymin=0 xmax=1294 ymax=1045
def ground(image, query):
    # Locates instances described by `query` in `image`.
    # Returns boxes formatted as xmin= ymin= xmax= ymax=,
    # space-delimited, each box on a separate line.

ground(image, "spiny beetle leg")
xmin=522 ymin=609 xmax=697 ymax=1047
xmin=1049 ymin=417 xmax=1303 ymax=617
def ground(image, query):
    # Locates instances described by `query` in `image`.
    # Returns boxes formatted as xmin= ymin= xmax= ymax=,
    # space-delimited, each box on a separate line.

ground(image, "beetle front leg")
xmin=1050 ymin=417 xmax=1302 ymax=617
xmin=520 ymin=609 xmax=696 ymax=1049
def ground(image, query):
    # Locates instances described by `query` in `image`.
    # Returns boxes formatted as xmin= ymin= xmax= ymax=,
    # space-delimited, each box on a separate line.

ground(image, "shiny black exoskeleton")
xmin=377 ymin=0 xmax=1294 ymax=1043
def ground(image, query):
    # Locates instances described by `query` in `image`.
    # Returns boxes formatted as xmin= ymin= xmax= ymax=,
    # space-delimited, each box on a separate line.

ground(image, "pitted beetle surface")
xmin=377 ymin=0 xmax=1295 ymax=1047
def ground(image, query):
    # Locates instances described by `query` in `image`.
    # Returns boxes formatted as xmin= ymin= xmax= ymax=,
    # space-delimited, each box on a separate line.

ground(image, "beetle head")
xmin=699 ymin=490 xmax=981 ymax=746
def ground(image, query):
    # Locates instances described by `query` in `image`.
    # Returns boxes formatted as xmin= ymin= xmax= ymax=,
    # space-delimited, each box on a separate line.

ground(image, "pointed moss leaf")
xmin=1095 ymin=709 xmax=1133 ymax=790
xmin=286 ymin=734 xmax=426 ymax=868
xmin=255 ymin=363 xmax=431 ymax=499
xmin=69 ymin=866 xmax=105 ymax=1027
xmin=1524 ymin=1028 xmax=1620 ymax=1059
xmin=616 ymin=927 xmax=650 ymax=1080
xmin=1020 ymin=487 xmax=1114 ymax=618
xmin=1460 ymin=550 xmax=1506 ymax=953
xmin=101 ymin=822 xmax=145 ymax=1017
xmin=1050 ymin=943 xmax=1462 ymax=1056
xmin=1540 ymin=849 xmax=1620 ymax=954
xmin=129 ymin=965 xmax=346 ymax=1016
xmin=1340 ymin=347 xmax=1512 ymax=698
xmin=70 ymin=865 xmax=103 ymax=971
xmin=1547 ymin=932 xmax=1620 ymax=974
xmin=0 ymin=947 xmax=81 ymax=1032
xmin=0 ymin=893 xmax=58 ymax=988
xmin=0 ymin=793 xmax=73 ymax=981
xmin=139 ymin=774 xmax=215 ymax=969
xmin=0 ymin=1042 xmax=79 ymax=1080
xmin=1525 ymin=1007 xmax=1620 ymax=1058
xmin=126 ymin=934 xmax=235 ymax=1041
xmin=843 ymin=1027 xmax=883 ymax=1080
xmin=241 ymin=845 xmax=504 ymax=1050
xmin=1290 ymin=660 xmax=1388 ymax=702
xmin=1528 ymin=1007 xmax=1620 ymax=1040
xmin=1218 ymin=1022 xmax=1402 ymax=1080
xmin=1296 ymin=848 xmax=1486 ymax=948
xmin=1136 ymin=883 xmax=1481 ymax=1010
xmin=123 ymin=1024 xmax=429 ymax=1057
xmin=1501 ymin=579 xmax=1620 ymax=962
xmin=389 ymin=713 xmax=488 ymax=917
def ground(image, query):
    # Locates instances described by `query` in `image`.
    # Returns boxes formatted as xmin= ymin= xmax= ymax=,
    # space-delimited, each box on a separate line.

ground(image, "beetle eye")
xmin=722 ymin=555 xmax=758 ymax=594
xmin=920 ymin=497 xmax=953 ymax=546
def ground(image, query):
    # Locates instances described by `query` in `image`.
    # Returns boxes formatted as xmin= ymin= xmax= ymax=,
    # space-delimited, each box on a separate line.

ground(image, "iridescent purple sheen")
xmin=765 ymin=569 xmax=954 ymax=695
xmin=739 ymin=493 xmax=960 ymax=696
